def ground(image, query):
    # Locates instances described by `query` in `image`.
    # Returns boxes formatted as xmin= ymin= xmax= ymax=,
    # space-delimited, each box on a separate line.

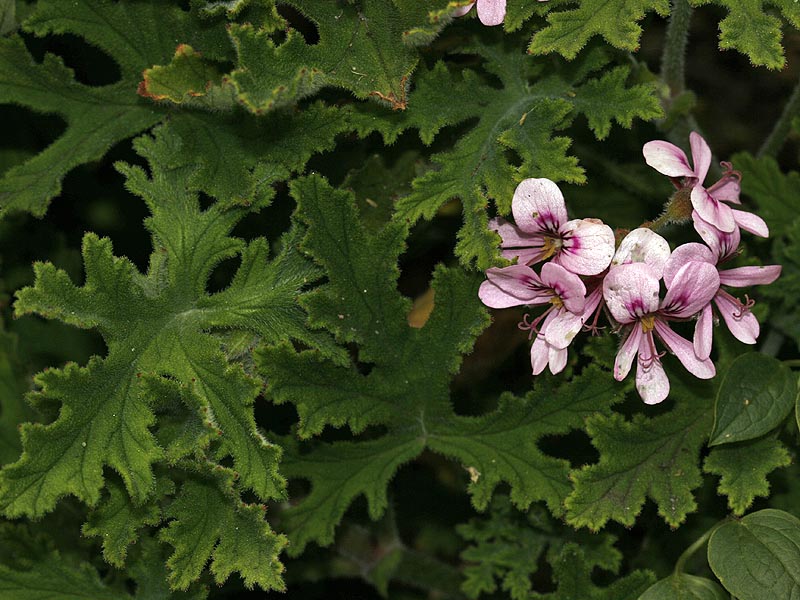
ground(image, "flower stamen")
xmin=733 ymin=294 xmax=756 ymax=319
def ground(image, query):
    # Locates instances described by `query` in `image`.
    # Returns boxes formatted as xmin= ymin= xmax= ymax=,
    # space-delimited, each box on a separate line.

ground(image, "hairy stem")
xmin=674 ymin=519 xmax=728 ymax=576
xmin=758 ymin=77 xmax=800 ymax=158
xmin=661 ymin=0 xmax=693 ymax=95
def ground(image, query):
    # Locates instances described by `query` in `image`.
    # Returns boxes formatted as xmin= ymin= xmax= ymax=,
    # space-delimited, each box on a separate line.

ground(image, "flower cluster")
xmin=479 ymin=133 xmax=780 ymax=404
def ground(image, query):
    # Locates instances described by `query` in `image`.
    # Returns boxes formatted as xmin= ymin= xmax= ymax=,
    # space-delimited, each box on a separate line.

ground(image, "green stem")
xmin=661 ymin=0 xmax=693 ymax=96
xmin=783 ymin=359 xmax=800 ymax=368
xmin=674 ymin=520 xmax=728 ymax=576
xmin=758 ymin=77 xmax=800 ymax=158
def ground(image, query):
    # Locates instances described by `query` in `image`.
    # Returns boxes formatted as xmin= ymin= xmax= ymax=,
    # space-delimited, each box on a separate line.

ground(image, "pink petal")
xmin=635 ymin=332 xmax=670 ymax=404
xmin=614 ymin=325 xmax=642 ymax=381
xmin=491 ymin=217 xmax=548 ymax=265
xmin=732 ymin=209 xmax=769 ymax=238
xmin=715 ymin=291 xmax=759 ymax=345
xmin=719 ymin=265 xmax=781 ymax=288
xmin=642 ymin=140 xmax=696 ymax=178
xmin=689 ymin=132 xmax=712 ymax=183
xmin=707 ymin=173 xmax=741 ymax=204
xmin=555 ymin=218 xmax=615 ymax=276
xmin=540 ymin=262 xmax=586 ymax=314
xmin=479 ymin=265 xmax=549 ymax=308
xmin=660 ymin=261 xmax=720 ymax=318
xmin=693 ymin=211 xmax=739 ymax=262
xmin=663 ymin=243 xmax=715 ymax=288
xmin=654 ymin=320 xmax=715 ymax=379
xmin=611 ymin=228 xmax=671 ymax=278
xmin=694 ymin=304 xmax=714 ymax=360
xmin=545 ymin=310 xmax=583 ymax=350
xmin=603 ymin=263 xmax=661 ymax=324
xmin=512 ymin=178 xmax=568 ymax=235
xmin=691 ymin=186 xmax=736 ymax=233
xmin=476 ymin=0 xmax=505 ymax=25
xmin=531 ymin=333 xmax=549 ymax=375
xmin=452 ymin=3 xmax=474 ymax=16
xmin=548 ymin=344 xmax=568 ymax=374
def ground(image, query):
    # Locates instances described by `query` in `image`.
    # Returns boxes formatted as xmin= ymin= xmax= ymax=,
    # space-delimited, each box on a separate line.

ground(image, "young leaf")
xmin=708 ymin=509 xmax=800 ymax=599
xmin=1 ymin=129 xmax=336 ymax=517
xmin=565 ymin=374 xmax=711 ymax=530
xmin=704 ymin=436 xmax=791 ymax=515
xmin=356 ymin=41 xmax=662 ymax=268
xmin=689 ymin=0 xmax=800 ymax=69
xmin=528 ymin=0 xmax=670 ymax=59
xmin=82 ymin=477 xmax=169 ymax=567
xmin=709 ymin=353 xmax=796 ymax=446
xmin=259 ymin=175 xmax=624 ymax=554
xmin=160 ymin=462 xmax=287 ymax=591
xmin=640 ymin=574 xmax=729 ymax=600
xmin=139 ymin=44 xmax=237 ymax=111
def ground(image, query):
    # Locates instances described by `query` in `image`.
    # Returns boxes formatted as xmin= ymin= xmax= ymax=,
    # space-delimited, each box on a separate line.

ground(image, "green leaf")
xmin=689 ymin=0 xmax=800 ymax=69
xmin=708 ymin=509 xmax=800 ymax=600
xmin=162 ymin=102 xmax=353 ymax=208
xmin=734 ymin=152 xmax=800 ymax=238
xmin=458 ymin=497 xmax=624 ymax=600
xmin=1 ymin=128 xmax=335 ymax=518
xmin=259 ymin=175 xmax=625 ymax=554
xmin=537 ymin=543 xmax=655 ymax=599
xmin=82 ymin=478 xmax=167 ymax=567
xmin=160 ymin=462 xmax=287 ymax=591
xmin=358 ymin=41 xmax=661 ymax=268
xmin=0 ymin=549 xmax=129 ymax=600
xmin=226 ymin=0 xmax=423 ymax=112
xmin=0 ymin=0 xmax=15 ymax=36
xmin=640 ymin=574 xmax=729 ymax=600
xmin=0 ymin=36 xmax=161 ymax=217
xmin=139 ymin=44 xmax=237 ymax=110
xmin=0 ymin=329 xmax=32 ymax=466
xmin=0 ymin=0 xmax=232 ymax=217
xmin=704 ymin=436 xmax=791 ymax=515
xmin=528 ymin=0 xmax=670 ymax=59
xmin=709 ymin=353 xmax=796 ymax=446
xmin=565 ymin=375 xmax=711 ymax=530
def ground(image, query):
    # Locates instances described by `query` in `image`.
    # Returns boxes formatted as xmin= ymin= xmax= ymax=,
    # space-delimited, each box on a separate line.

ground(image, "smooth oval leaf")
xmin=708 ymin=509 xmax=800 ymax=600
xmin=640 ymin=574 xmax=728 ymax=600
xmin=709 ymin=353 xmax=795 ymax=446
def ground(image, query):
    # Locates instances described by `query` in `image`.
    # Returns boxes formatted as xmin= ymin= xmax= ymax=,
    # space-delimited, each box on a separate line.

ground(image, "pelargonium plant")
xmin=1 ymin=2 xmax=799 ymax=599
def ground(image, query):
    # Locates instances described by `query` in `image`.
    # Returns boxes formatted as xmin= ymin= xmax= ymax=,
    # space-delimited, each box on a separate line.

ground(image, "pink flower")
xmin=452 ymin=0 xmax=506 ymax=25
xmin=603 ymin=262 xmax=719 ymax=404
xmin=642 ymin=132 xmax=768 ymax=236
xmin=491 ymin=178 xmax=615 ymax=276
xmin=663 ymin=216 xmax=781 ymax=358
xmin=478 ymin=262 xmax=588 ymax=375
xmin=610 ymin=228 xmax=672 ymax=277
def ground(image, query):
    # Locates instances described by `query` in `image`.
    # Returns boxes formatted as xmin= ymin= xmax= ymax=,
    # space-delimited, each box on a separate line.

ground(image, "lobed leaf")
xmin=565 ymin=375 xmax=712 ymax=530
xmin=690 ymin=0 xmax=800 ymax=69
xmin=355 ymin=40 xmax=662 ymax=268
xmin=528 ymin=0 xmax=670 ymax=59
xmin=704 ymin=436 xmax=791 ymax=516
xmin=260 ymin=175 xmax=626 ymax=554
